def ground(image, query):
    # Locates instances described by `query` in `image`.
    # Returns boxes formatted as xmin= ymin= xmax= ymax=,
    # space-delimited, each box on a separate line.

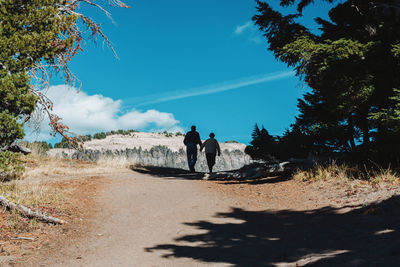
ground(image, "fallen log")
xmin=11 ymin=237 xmax=34 ymax=241
xmin=0 ymin=195 xmax=65 ymax=224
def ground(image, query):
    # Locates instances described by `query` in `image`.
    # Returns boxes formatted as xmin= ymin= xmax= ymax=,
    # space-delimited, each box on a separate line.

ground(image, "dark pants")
xmin=186 ymin=143 xmax=197 ymax=172
xmin=206 ymin=153 xmax=216 ymax=173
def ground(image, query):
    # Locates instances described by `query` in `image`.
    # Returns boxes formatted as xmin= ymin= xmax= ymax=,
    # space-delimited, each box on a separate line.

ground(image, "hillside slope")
xmin=49 ymin=132 xmax=251 ymax=172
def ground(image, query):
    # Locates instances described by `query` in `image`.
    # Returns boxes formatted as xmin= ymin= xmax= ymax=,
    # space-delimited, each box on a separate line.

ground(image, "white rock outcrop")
xmin=49 ymin=132 xmax=251 ymax=172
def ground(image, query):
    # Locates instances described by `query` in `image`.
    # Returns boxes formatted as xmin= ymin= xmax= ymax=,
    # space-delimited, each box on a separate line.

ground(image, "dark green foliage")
xmin=54 ymin=129 xmax=138 ymax=147
xmin=274 ymin=125 xmax=313 ymax=160
xmin=245 ymin=124 xmax=278 ymax=161
xmin=108 ymin=129 xmax=137 ymax=136
xmin=163 ymin=131 xmax=173 ymax=138
xmin=245 ymin=124 xmax=312 ymax=161
xmin=253 ymin=0 xmax=400 ymax=167
xmin=0 ymin=111 xmax=25 ymax=147
xmin=0 ymin=1 xmax=128 ymax=176
xmin=54 ymin=134 xmax=91 ymax=148
xmin=80 ymin=134 xmax=92 ymax=142
xmin=0 ymin=1 xmax=80 ymax=147
xmin=0 ymin=151 xmax=24 ymax=181
xmin=93 ymin=132 xmax=107 ymax=140
xmin=54 ymin=137 xmax=75 ymax=149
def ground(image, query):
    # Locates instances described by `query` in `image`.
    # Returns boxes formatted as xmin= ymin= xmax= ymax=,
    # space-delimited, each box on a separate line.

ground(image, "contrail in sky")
xmin=129 ymin=70 xmax=295 ymax=107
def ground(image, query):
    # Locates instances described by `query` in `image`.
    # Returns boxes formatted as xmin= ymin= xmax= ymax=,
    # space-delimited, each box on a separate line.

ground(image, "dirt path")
xmin=39 ymin=169 xmax=400 ymax=266
xmin=40 ymin=171 xmax=251 ymax=266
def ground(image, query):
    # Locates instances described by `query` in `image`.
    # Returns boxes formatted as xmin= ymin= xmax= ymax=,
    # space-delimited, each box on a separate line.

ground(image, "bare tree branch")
xmin=27 ymin=0 xmax=128 ymax=142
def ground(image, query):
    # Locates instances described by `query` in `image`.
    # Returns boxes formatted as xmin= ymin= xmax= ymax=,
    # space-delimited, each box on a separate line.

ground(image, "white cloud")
xmin=129 ymin=71 xmax=295 ymax=107
xmin=234 ymin=21 xmax=263 ymax=44
xmin=27 ymin=85 xmax=181 ymax=140
xmin=234 ymin=21 xmax=253 ymax=35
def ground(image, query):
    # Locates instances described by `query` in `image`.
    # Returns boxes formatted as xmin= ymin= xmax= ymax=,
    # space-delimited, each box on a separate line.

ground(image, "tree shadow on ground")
xmin=131 ymin=166 xmax=205 ymax=180
xmin=220 ymin=173 xmax=293 ymax=185
xmin=131 ymin=166 xmax=292 ymax=184
xmin=146 ymin=195 xmax=400 ymax=266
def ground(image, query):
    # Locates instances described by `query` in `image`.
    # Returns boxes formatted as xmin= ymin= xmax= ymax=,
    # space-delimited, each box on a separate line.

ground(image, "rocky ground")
xmin=84 ymin=132 xmax=247 ymax=153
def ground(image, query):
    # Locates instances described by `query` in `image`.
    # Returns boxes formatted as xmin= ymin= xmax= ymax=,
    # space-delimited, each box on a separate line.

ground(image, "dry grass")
xmin=0 ymin=174 xmax=106 ymax=263
xmin=0 ymin=149 xmax=128 ymax=262
xmin=293 ymin=162 xmax=400 ymax=185
xmin=0 ymin=152 xmax=128 ymax=230
xmin=0 ymin=180 xmax=63 ymax=208
xmin=293 ymin=163 xmax=355 ymax=182
xmin=22 ymin=154 xmax=129 ymax=179
xmin=368 ymin=167 xmax=400 ymax=184
xmin=0 ymin=153 xmax=128 ymax=207
xmin=22 ymin=142 xmax=51 ymax=156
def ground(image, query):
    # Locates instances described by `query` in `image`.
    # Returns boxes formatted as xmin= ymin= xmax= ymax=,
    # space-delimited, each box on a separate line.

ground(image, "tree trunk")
xmin=347 ymin=117 xmax=356 ymax=151
xmin=362 ymin=127 xmax=370 ymax=146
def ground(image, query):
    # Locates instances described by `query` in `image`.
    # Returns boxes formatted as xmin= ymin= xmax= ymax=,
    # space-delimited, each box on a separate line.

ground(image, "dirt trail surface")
xmin=38 ymin=168 xmax=400 ymax=266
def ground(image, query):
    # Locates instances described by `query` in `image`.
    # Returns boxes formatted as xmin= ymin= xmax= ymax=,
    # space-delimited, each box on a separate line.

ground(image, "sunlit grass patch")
xmin=0 ymin=151 xmax=126 ymax=217
xmin=293 ymin=163 xmax=356 ymax=182
xmin=0 ymin=180 xmax=64 ymax=208
xmin=22 ymin=153 xmax=128 ymax=179
xmin=293 ymin=162 xmax=400 ymax=184
xmin=368 ymin=167 xmax=400 ymax=185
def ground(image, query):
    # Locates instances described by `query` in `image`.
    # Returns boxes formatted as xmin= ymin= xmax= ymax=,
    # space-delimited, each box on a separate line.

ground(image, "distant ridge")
xmin=49 ymin=132 xmax=251 ymax=172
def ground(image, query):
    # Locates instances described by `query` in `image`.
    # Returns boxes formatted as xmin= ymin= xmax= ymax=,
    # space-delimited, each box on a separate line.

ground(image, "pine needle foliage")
xmin=0 ymin=0 xmax=79 ymax=147
xmin=0 ymin=0 xmax=128 ymax=172
xmin=253 ymin=0 xmax=400 ymax=167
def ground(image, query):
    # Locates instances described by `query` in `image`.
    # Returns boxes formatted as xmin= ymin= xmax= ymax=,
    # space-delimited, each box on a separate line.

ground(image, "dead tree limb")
xmin=0 ymin=195 xmax=65 ymax=224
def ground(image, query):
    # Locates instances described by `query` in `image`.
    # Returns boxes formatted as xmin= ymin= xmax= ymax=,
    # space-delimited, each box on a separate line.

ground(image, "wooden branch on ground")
xmin=11 ymin=237 xmax=34 ymax=241
xmin=0 ymin=196 xmax=65 ymax=224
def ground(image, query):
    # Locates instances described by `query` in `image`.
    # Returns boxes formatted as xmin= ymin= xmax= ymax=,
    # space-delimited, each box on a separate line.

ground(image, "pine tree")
xmin=0 ymin=0 xmax=127 ymax=148
xmin=0 ymin=1 xmax=74 ymax=146
xmin=253 ymin=0 xmax=400 ymax=164
xmin=245 ymin=124 xmax=278 ymax=161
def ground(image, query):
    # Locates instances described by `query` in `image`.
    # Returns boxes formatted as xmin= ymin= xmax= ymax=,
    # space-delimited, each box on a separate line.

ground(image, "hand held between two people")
xmin=199 ymin=148 xmax=221 ymax=157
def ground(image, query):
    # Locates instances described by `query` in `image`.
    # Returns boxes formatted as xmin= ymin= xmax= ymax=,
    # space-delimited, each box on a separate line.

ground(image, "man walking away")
xmin=183 ymin=125 xmax=202 ymax=172
xmin=200 ymin=133 xmax=221 ymax=174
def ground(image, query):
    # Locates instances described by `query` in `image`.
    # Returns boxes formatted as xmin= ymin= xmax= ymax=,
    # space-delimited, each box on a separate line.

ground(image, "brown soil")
xmin=0 ymin=176 xmax=109 ymax=266
xmin=3 ymin=167 xmax=400 ymax=266
xmin=207 ymin=176 xmax=400 ymax=212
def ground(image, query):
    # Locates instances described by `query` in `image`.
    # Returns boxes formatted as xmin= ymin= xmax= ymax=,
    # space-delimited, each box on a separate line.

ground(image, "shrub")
xmin=163 ymin=131 xmax=173 ymax=138
xmin=93 ymin=132 xmax=107 ymax=139
xmin=80 ymin=134 xmax=92 ymax=142
xmin=54 ymin=137 xmax=75 ymax=149
xmin=0 ymin=151 xmax=24 ymax=181
xmin=105 ymin=129 xmax=137 ymax=136
xmin=20 ymin=141 xmax=52 ymax=155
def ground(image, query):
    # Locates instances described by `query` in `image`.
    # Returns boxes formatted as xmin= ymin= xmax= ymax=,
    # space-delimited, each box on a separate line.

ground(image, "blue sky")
xmin=30 ymin=0 xmax=334 ymax=144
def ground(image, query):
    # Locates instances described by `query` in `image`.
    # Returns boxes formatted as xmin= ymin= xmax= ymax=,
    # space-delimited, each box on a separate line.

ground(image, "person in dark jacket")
xmin=200 ymin=132 xmax=221 ymax=174
xmin=183 ymin=125 xmax=202 ymax=172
